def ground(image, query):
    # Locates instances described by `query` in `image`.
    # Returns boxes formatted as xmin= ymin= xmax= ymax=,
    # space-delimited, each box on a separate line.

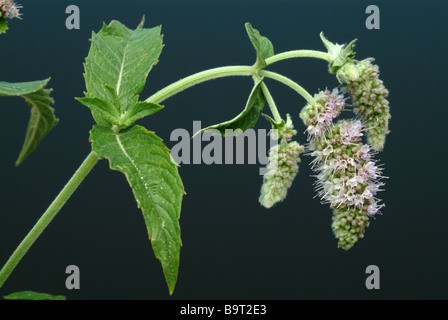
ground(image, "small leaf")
xmin=76 ymin=96 xmax=120 ymax=125
xmin=0 ymin=16 xmax=8 ymax=34
xmin=332 ymin=38 xmax=357 ymax=67
xmin=136 ymin=15 xmax=145 ymax=29
xmin=245 ymin=23 xmax=274 ymax=68
xmin=90 ymin=125 xmax=184 ymax=295
xmin=122 ymin=100 xmax=164 ymax=127
xmin=261 ymin=113 xmax=285 ymax=130
xmin=0 ymin=78 xmax=58 ymax=166
xmin=320 ymin=32 xmax=357 ymax=73
xmin=199 ymin=78 xmax=266 ymax=136
xmin=4 ymin=291 xmax=66 ymax=300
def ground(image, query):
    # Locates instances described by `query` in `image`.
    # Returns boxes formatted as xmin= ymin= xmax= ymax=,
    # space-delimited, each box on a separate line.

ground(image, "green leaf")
xmin=245 ymin=23 xmax=274 ymax=68
xmin=0 ymin=16 xmax=8 ymax=34
xmin=261 ymin=113 xmax=285 ymax=130
xmin=0 ymin=78 xmax=50 ymax=96
xmin=0 ymin=78 xmax=58 ymax=166
xmin=83 ymin=20 xmax=163 ymax=115
xmin=122 ymin=100 xmax=164 ymax=127
xmin=199 ymin=78 xmax=266 ymax=136
xmin=15 ymin=89 xmax=59 ymax=166
xmin=3 ymin=291 xmax=66 ymax=300
xmin=136 ymin=15 xmax=146 ymax=30
xmin=320 ymin=32 xmax=356 ymax=73
xmin=333 ymin=39 xmax=357 ymax=68
xmin=90 ymin=125 xmax=184 ymax=294
xmin=76 ymin=96 xmax=120 ymax=125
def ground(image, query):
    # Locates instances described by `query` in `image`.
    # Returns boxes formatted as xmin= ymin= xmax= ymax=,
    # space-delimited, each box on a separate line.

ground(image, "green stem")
xmin=265 ymin=50 xmax=333 ymax=66
xmin=0 ymin=151 xmax=99 ymax=288
xmin=258 ymin=70 xmax=315 ymax=105
xmin=146 ymin=65 xmax=255 ymax=104
xmin=145 ymin=50 xmax=332 ymax=106
xmin=259 ymin=80 xmax=282 ymax=123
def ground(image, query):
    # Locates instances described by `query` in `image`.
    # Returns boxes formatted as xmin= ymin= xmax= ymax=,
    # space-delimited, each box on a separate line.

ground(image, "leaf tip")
xmin=136 ymin=15 xmax=145 ymax=29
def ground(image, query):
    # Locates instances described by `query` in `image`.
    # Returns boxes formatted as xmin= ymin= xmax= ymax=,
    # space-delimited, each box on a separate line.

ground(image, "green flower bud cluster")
xmin=342 ymin=58 xmax=391 ymax=151
xmin=259 ymin=116 xmax=304 ymax=209
xmin=332 ymin=208 xmax=370 ymax=250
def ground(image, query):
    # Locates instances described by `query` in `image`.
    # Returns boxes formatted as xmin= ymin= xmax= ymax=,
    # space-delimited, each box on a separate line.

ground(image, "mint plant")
xmin=0 ymin=17 xmax=390 ymax=296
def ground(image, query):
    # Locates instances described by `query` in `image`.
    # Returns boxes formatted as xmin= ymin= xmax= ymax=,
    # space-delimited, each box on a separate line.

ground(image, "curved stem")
xmin=0 ymin=151 xmax=99 ymax=288
xmin=258 ymin=70 xmax=315 ymax=106
xmin=146 ymin=65 xmax=255 ymax=104
xmin=259 ymin=80 xmax=282 ymax=123
xmin=265 ymin=50 xmax=333 ymax=66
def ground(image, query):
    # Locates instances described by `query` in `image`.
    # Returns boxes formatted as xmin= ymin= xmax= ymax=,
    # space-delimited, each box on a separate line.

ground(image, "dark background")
xmin=0 ymin=0 xmax=447 ymax=300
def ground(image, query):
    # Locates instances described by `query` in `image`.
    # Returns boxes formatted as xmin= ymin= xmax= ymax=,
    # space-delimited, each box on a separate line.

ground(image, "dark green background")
xmin=0 ymin=0 xmax=447 ymax=299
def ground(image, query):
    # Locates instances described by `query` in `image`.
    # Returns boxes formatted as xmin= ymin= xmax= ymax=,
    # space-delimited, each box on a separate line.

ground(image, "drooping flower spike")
xmin=341 ymin=59 xmax=391 ymax=151
xmin=259 ymin=114 xmax=304 ymax=209
xmin=308 ymin=118 xmax=386 ymax=249
xmin=299 ymin=87 xmax=347 ymax=140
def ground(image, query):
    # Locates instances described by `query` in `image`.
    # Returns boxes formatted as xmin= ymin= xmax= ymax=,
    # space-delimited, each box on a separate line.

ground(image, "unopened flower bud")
xmin=343 ymin=59 xmax=391 ymax=151
xmin=336 ymin=62 xmax=359 ymax=83
xmin=259 ymin=116 xmax=304 ymax=209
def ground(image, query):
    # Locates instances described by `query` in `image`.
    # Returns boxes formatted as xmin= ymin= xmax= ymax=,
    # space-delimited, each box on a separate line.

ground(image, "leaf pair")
xmin=199 ymin=23 xmax=275 ymax=136
xmin=77 ymin=18 xmax=164 ymax=128
xmin=81 ymin=19 xmax=184 ymax=294
xmin=0 ymin=78 xmax=58 ymax=166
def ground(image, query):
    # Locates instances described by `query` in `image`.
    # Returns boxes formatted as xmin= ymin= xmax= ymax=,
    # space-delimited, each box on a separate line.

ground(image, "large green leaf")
xmin=199 ymin=78 xmax=266 ymax=136
xmin=3 ymin=291 xmax=66 ymax=300
xmin=245 ymin=23 xmax=274 ymax=68
xmin=90 ymin=125 xmax=184 ymax=294
xmin=83 ymin=19 xmax=163 ymax=125
xmin=0 ymin=78 xmax=58 ymax=166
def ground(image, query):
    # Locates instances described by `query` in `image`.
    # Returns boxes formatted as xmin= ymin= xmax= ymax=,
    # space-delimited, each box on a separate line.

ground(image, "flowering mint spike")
xmin=259 ymin=114 xmax=304 ymax=208
xmin=307 ymin=119 xmax=386 ymax=249
xmin=300 ymin=87 xmax=346 ymax=139
xmin=0 ymin=0 xmax=22 ymax=20
xmin=342 ymin=59 xmax=391 ymax=151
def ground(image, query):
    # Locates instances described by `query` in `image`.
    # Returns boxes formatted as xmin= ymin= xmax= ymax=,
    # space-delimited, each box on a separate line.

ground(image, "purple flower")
xmin=300 ymin=88 xmax=347 ymax=139
xmin=306 ymin=119 xmax=386 ymax=249
xmin=0 ymin=0 xmax=21 ymax=19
